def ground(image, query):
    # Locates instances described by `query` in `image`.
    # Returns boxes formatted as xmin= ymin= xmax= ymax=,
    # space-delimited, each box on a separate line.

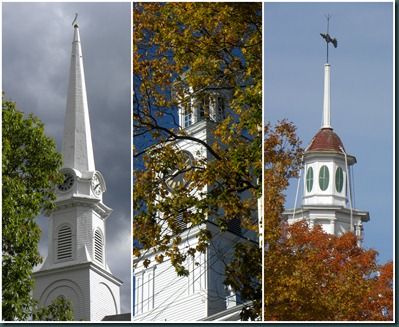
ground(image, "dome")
xmin=306 ymin=128 xmax=345 ymax=153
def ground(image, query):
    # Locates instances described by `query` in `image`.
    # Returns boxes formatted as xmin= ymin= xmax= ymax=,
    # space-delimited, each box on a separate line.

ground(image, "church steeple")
xmin=282 ymin=19 xmax=369 ymax=239
xmin=32 ymin=22 xmax=122 ymax=321
xmin=62 ymin=24 xmax=95 ymax=172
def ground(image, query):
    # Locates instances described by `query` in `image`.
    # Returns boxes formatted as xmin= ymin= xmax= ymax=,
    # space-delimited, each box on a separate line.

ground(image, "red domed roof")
xmin=306 ymin=128 xmax=345 ymax=153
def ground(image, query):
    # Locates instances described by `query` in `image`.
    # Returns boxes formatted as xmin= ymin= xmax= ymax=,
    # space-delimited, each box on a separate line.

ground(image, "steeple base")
xmin=33 ymin=262 xmax=122 ymax=321
xmin=283 ymin=206 xmax=370 ymax=239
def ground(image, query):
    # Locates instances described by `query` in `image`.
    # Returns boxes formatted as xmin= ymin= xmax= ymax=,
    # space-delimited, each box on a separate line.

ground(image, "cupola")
xmin=283 ymin=17 xmax=369 ymax=239
xmin=173 ymin=69 xmax=231 ymax=129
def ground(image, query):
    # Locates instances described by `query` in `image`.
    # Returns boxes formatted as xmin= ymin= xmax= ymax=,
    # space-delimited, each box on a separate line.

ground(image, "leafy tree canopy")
xmin=134 ymin=1 xmax=261 ymax=315
xmin=2 ymin=93 xmax=71 ymax=321
xmin=133 ymin=2 xmax=301 ymax=319
xmin=133 ymin=2 xmax=392 ymax=322
xmin=133 ymin=2 xmax=302 ymax=319
xmin=134 ymin=1 xmax=263 ymax=263
xmin=263 ymin=221 xmax=393 ymax=321
xmin=32 ymin=297 xmax=74 ymax=321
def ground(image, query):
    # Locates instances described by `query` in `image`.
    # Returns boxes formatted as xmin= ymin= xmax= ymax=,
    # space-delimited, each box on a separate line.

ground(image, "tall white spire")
xmin=62 ymin=24 xmax=95 ymax=172
xmin=322 ymin=63 xmax=331 ymax=129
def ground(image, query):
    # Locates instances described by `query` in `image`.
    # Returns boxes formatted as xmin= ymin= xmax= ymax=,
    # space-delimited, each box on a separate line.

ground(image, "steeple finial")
xmin=320 ymin=14 xmax=337 ymax=64
xmin=320 ymin=15 xmax=337 ymax=129
xmin=72 ymin=13 xmax=78 ymax=27
xmin=322 ymin=63 xmax=331 ymax=129
xmin=62 ymin=24 xmax=96 ymax=172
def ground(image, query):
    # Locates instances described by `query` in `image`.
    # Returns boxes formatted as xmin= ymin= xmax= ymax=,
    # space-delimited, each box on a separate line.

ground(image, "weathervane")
xmin=72 ymin=13 xmax=78 ymax=27
xmin=320 ymin=14 xmax=337 ymax=63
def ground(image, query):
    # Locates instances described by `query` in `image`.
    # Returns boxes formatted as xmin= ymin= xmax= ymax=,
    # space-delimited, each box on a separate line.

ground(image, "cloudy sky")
xmin=265 ymin=2 xmax=394 ymax=265
xmin=2 ymin=2 xmax=132 ymax=314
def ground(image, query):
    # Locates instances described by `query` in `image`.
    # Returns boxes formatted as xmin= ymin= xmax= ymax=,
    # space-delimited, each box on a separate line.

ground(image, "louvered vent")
xmin=94 ymin=230 xmax=103 ymax=263
xmin=228 ymin=217 xmax=242 ymax=236
xmin=176 ymin=212 xmax=187 ymax=230
xmin=57 ymin=225 xmax=72 ymax=260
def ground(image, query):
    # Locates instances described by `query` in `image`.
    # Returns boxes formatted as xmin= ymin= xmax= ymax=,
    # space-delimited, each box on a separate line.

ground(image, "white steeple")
xmin=62 ymin=24 xmax=95 ymax=172
xmin=322 ymin=63 xmax=331 ymax=129
xmin=283 ymin=58 xmax=369 ymax=240
xmin=33 ymin=23 xmax=122 ymax=321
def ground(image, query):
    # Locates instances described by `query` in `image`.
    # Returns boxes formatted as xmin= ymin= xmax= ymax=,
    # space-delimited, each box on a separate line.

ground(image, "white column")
xmin=329 ymin=218 xmax=335 ymax=235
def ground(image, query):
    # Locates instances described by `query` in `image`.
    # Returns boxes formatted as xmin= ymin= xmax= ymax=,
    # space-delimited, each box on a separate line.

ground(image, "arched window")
xmin=199 ymin=96 xmax=209 ymax=119
xmin=208 ymin=95 xmax=225 ymax=122
xmin=306 ymin=166 xmax=314 ymax=192
xmin=335 ymin=166 xmax=344 ymax=193
xmin=216 ymin=96 xmax=226 ymax=121
xmin=319 ymin=165 xmax=330 ymax=191
xmin=184 ymin=104 xmax=193 ymax=128
xmin=57 ymin=225 xmax=72 ymax=260
xmin=94 ymin=229 xmax=104 ymax=263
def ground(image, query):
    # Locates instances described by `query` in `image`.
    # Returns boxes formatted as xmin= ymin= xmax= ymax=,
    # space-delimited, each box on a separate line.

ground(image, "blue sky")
xmin=264 ymin=2 xmax=394 ymax=265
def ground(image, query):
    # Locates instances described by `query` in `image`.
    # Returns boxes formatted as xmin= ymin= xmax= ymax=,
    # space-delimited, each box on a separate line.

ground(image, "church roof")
xmin=199 ymin=303 xmax=247 ymax=321
xmin=306 ymin=127 xmax=345 ymax=153
xmin=102 ymin=313 xmax=131 ymax=321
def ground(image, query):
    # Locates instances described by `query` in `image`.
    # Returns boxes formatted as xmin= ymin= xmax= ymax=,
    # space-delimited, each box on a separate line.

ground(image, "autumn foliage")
xmin=133 ymin=2 xmax=267 ymax=318
xmin=134 ymin=5 xmax=263 ymax=264
xmin=263 ymin=220 xmax=393 ymax=321
xmin=132 ymin=2 xmax=393 ymax=322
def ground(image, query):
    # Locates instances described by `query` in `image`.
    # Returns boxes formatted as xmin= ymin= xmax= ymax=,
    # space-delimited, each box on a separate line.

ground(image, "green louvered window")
xmin=306 ymin=167 xmax=314 ymax=192
xmin=319 ymin=165 xmax=329 ymax=191
xmin=335 ymin=166 xmax=344 ymax=193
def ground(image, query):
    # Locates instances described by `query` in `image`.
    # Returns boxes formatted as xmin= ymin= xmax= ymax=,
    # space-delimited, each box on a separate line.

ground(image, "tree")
xmin=263 ymin=220 xmax=393 ymax=321
xmin=133 ymin=2 xmax=303 ymax=319
xmin=133 ymin=3 xmax=393 ymax=321
xmin=2 ymin=93 xmax=67 ymax=320
xmin=32 ymin=297 xmax=74 ymax=321
xmin=134 ymin=0 xmax=257 ymax=313
xmin=365 ymin=259 xmax=393 ymax=320
xmin=223 ymin=120 xmax=303 ymax=320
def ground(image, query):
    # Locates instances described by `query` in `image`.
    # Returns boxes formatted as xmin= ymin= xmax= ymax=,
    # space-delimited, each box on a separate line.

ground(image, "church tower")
xmin=283 ymin=59 xmax=370 ymax=239
xmin=33 ymin=24 xmax=122 ymax=321
xmin=133 ymin=77 xmax=257 ymax=321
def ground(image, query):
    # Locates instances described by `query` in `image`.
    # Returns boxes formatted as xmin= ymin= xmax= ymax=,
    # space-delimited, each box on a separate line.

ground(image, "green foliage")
xmin=2 ymin=93 xmax=63 ymax=321
xmin=32 ymin=297 xmax=74 ymax=321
